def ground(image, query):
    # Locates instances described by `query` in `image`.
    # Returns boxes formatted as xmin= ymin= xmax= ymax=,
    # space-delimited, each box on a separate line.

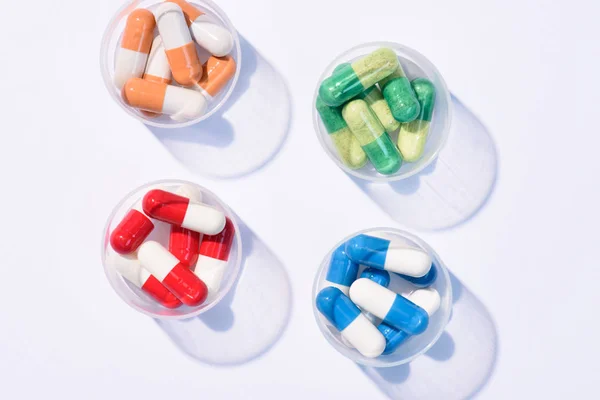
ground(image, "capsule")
xmin=169 ymin=185 xmax=203 ymax=268
xmin=331 ymin=63 xmax=401 ymax=135
xmin=397 ymin=263 xmax=438 ymax=287
xmin=379 ymin=64 xmax=420 ymax=122
xmin=378 ymin=288 xmax=441 ymax=354
xmin=319 ymin=48 xmax=398 ymax=106
xmin=342 ymin=100 xmax=402 ymax=175
xmin=397 ymin=78 xmax=436 ymax=162
xmin=324 ymin=244 xmax=360 ymax=296
xmin=355 ymin=267 xmax=392 ymax=326
xmin=143 ymin=189 xmax=226 ymax=234
xmin=141 ymin=36 xmax=173 ymax=118
xmin=110 ymin=201 xmax=154 ymax=255
xmin=359 ymin=86 xmax=400 ymax=134
xmin=315 ymin=96 xmax=367 ymax=169
xmin=196 ymin=55 xmax=237 ymax=99
xmin=316 ymin=286 xmax=386 ymax=358
xmin=360 ymin=267 xmax=390 ymax=288
xmin=345 ymin=234 xmax=432 ymax=277
xmin=107 ymin=250 xmax=182 ymax=308
xmin=144 ymin=36 xmax=172 ymax=85
xmin=350 ymin=278 xmax=429 ymax=335
xmin=138 ymin=241 xmax=208 ymax=306
xmin=122 ymin=78 xmax=207 ymax=121
xmin=167 ymin=0 xmax=234 ymax=56
xmin=194 ymin=217 xmax=235 ymax=295
xmin=155 ymin=3 xmax=202 ymax=86
xmin=114 ymin=9 xmax=156 ymax=89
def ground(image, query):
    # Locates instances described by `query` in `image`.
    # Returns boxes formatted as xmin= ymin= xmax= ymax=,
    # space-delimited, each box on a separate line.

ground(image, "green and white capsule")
xmin=316 ymin=96 xmax=367 ymax=169
xmin=319 ymin=48 xmax=399 ymax=107
xmin=397 ymin=78 xmax=436 ymax=162
xmin=379 ymin=63 xmax=420 ymax=123
xmin=342 ymin=99 xmax=402 ymax=175
xmin=331 ymin=63 xmax=400 ymax=135
xmin=359 ymin=86 xmax=400 ymax=134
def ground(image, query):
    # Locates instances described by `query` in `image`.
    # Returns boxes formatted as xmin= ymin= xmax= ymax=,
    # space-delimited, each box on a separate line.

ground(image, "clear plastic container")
xmin=101 ymin=179 xmax=242 ymax=319
xmin=312 ymin=227 xmax=452 ymax=367
xmin=313 ymin=42 xmax=452 ymax=182
xmin=100 ymin=0 xmax=241 ymax=128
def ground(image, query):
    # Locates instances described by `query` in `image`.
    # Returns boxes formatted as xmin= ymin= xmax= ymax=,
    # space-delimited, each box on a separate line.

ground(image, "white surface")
xmin=0 ymin=0 xmax=599 ymax=399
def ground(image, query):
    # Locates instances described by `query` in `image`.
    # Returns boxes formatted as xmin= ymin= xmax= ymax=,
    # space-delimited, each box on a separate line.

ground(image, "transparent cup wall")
xmin=102 ymin=180 xmax=242 ymax=319
xmin=100 ymin=0 xmax=241 ymax=128
xmin=312 ymin=228 xmax=452 ymax=367
xmin=313 ymin=42 xmax=452 ymax=182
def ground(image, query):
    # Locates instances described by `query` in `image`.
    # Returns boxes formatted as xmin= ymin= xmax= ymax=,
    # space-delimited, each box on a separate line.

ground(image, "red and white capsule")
xmin=106 ymin=249 xmax=182 ymax=309
xmin=194 ymin=217 xmax=235 ymax=295
xmin=138 ymin=241 xmax=208 ymax=306
xmin=110 ymin=201 xmax=154 ymax=255
xmin=143 ymin=189 xmax=226 ymax=234
xmin=169 ymin=185 xmax=203 ymax=267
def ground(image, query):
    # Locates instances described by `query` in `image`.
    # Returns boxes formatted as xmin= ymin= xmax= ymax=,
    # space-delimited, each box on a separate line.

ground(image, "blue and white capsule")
xmin=360 ymin=268 xmax=390 ymax=287
xmin=325 ymin=244 xmax=359 ymax=296
xmin=349 ymin=278 xmax=429 ymax=335
xmin=345 ymin=234 xmax=432 ymax=277
xmin=316 ymin=286 xmax=386 ymax=358
xmin=397 ymin=263 xmax=437 ymax=288
xmin=378 ymin=288 xmax=441 ymax=354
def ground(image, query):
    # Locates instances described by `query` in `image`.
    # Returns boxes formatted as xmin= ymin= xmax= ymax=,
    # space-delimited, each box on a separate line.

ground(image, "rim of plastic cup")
xmin=313 ymin=41 xmax=453 ymax=182
xmin=312 ymin=227 xmax=453 ymax=367
xmin=99 ymin=0 xmax=242 ymax=129
xmin=101 ymin=179 xmax=243 ymax=320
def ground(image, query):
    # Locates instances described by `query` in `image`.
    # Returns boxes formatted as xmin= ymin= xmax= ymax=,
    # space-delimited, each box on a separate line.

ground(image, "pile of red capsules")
xmin=107 ymin=184 xmax=235 ymax=308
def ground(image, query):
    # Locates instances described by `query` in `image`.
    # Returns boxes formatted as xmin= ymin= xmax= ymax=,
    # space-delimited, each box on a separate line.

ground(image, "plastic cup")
xmin=312 ymin=227 xmax=452 ymax=367
xmin=313 ymin=42 xmax=452 ymax=182
xmin=101 ymin=179 xmax=242 ymax=320
xmin=100 ymin=0 xmax=241 ymax=128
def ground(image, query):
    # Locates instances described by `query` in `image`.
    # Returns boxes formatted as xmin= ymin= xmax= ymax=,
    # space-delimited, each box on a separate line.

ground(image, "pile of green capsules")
xmin=316 ymin=48 xmax=436 ymax=175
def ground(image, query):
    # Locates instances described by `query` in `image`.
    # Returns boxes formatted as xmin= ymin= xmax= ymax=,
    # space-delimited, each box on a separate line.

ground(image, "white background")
xmin=1 ymin=0 xmax=599 ymax=399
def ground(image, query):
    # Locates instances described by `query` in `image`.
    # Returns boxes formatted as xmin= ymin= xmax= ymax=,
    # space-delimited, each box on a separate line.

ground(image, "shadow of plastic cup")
xmin=359 ymin=273 xmax=498 ymax=399
xmin=352 ymin=95 xmax=498 ymax=230
xmin=147 ymin=36 xmax=292 ymax=179
xmin=155 ymin=221 xmax=292 ymax=366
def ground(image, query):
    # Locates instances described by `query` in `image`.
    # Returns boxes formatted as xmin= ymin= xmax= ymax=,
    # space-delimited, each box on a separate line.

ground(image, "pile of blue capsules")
xmin=316 ymin=233 xmax=440 ymax=358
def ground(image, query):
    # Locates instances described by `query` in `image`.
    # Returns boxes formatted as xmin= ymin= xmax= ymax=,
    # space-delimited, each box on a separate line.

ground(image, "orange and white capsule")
xmin=197 ymin=55 xmax=236 ymax=99
xmin=144 ymin=36 xmax=172 ymax=85
xmin=141 ymin=36 xmax=172 ymax=118
xmin=114 ymin=9 xmax=156 ymax=89
xmin=155 ymin=3 xmax=202 ymax=86
xmin=123 ymin=78 xmax=207 ymax=121
xmin=167 ymin=0 xmax=234 ymax=57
